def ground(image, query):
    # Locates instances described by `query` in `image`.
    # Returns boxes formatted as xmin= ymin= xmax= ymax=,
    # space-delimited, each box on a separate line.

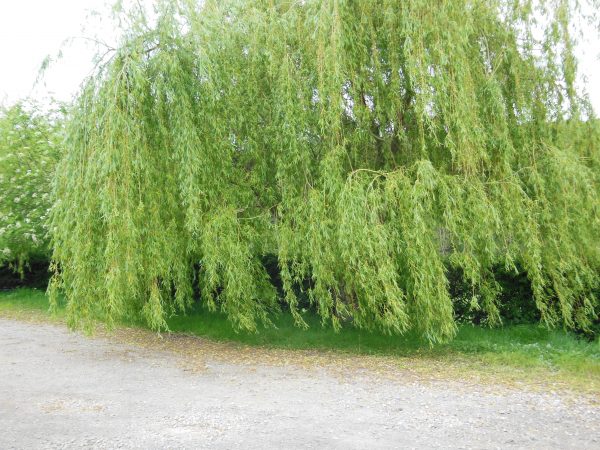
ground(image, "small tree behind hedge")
xmin=0 ymin=102 xmax=61 ymax=274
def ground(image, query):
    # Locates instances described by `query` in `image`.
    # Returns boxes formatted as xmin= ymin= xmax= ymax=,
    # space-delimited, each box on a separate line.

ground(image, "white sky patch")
xmin=575 ymin=22 xmax=600 ymax=113
xmin=0 ymin=1 xmax=107 ymax=106
xmin=0 ymin=1 xmax=599 ymax=113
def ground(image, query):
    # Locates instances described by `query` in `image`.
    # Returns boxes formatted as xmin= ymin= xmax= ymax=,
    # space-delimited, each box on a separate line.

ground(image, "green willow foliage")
xmin=0 ymin=103 xmax=60 ymax=272
xmin=50 ymin=0 xmax=600 ymax=342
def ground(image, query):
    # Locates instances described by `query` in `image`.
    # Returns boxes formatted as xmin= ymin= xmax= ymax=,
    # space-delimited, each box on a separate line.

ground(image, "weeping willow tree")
xmin=50 ymin=0 xmax=600 ymax=342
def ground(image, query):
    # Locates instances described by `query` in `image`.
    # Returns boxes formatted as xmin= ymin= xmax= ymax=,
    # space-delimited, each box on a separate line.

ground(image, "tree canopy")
xmin=49 ymin=0 xmax=600 ymax=342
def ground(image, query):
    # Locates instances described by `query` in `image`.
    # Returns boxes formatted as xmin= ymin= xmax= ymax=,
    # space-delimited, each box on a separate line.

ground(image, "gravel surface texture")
xmin=0 ymin=317 xmax=599 ymax=449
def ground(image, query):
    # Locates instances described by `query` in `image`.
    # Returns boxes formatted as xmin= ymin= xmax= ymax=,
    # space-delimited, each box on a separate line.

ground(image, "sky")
xmin=0 ymin=0 xmax=126 ymax=107
xmin=0 ymin=0 xmax=599 ymax=112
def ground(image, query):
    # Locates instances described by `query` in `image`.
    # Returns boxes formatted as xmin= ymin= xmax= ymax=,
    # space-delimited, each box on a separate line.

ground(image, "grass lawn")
xmin=1 ymin=287 xmax=599 ymax=394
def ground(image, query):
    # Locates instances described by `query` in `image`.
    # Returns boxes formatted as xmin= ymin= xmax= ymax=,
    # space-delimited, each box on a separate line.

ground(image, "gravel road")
xmin=0 ymin=317 xmax=598 ymax=449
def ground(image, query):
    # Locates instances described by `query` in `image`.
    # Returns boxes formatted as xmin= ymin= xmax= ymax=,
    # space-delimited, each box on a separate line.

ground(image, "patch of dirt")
xmin=1 ymin=317 xmax=599 ymax=449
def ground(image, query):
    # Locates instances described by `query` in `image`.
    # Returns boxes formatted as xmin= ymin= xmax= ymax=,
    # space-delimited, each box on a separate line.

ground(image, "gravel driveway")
xmin=0 ymin=317 xmax=598 ymax=449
